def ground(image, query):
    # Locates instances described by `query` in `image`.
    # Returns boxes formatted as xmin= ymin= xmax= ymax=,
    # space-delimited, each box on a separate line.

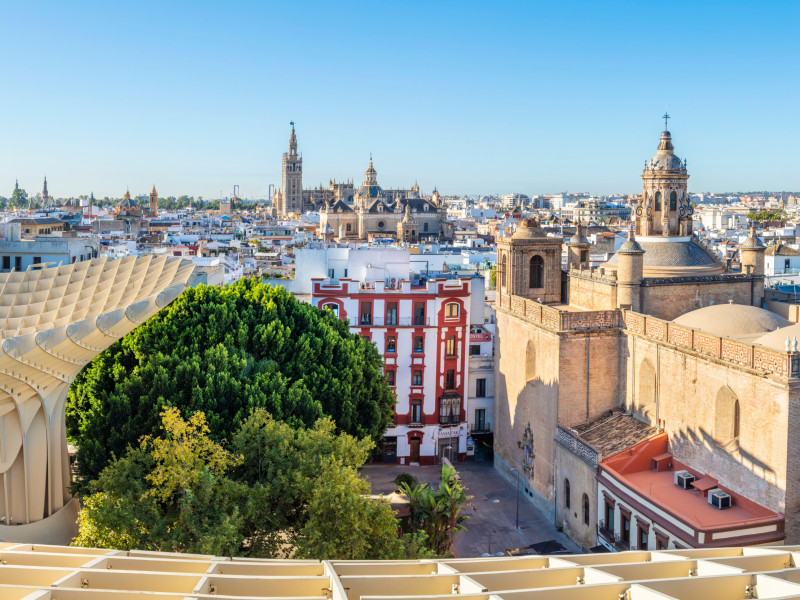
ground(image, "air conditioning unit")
xmin=674 ymin=470 xmax=695 ymax=489
xmin=708 ymin=489 xmax=732 ymax=509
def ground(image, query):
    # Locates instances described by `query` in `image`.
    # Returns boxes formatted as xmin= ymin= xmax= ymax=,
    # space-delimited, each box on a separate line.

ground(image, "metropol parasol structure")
xmin=0 ymin=254 xmax=196 ymax=543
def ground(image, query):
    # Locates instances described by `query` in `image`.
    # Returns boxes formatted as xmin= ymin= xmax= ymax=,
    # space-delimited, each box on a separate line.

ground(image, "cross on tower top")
xmin=663 ymin=110 xmax=670 ymax=131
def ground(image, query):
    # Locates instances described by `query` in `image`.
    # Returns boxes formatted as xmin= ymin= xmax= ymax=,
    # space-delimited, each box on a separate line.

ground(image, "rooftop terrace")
xmin=5 ymin=543 xmax=800 ymax=599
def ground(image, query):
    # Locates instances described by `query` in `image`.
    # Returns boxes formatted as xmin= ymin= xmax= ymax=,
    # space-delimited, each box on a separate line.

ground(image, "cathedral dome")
xmin=511 ymin=218 xmax=548 ymax=239
xmin=646 ymin=131 xmax=686 ymax=172
xmin=753 ymin=323 xmax=800 ymax=352
xmin=673 ymin=304 xmax=790 ymax=342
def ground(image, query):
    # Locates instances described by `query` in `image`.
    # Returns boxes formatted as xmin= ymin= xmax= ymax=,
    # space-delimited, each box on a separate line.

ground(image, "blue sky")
xmin=1 ymin=1 xmax=798 ymax=199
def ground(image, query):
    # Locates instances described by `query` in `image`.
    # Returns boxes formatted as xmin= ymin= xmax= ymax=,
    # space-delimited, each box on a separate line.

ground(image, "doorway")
xmin=438 ymin=437 xmax=459 ymax=463
xmin=409 ymin=438 xmax=421 ymax=464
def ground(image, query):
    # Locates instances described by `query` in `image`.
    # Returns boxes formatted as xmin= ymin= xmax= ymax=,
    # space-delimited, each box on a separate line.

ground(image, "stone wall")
xmin=640 ymin=278 xmax=757 ymax=321
xmin=554 ymin=429 xmax=599 ymax=550
xmin=568 ymin=272 xmax=617 ymax=311
xmin=494 ymin=302 xmax=623 ymax=519
xmin=625 ymin=331 xmax=800 ymax=540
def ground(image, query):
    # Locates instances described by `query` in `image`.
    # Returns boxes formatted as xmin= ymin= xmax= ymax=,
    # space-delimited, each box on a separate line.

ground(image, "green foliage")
xmin=489 ymin=266 xmax=497 ymax=288
xmin=10 ymin=186 xmax=28 ymax=208
xmin=394 ymin=472 xmax=419 ymax=491
xmin=400 ymin=465 xmax=470 ymax=556
xmin=73 ymin=408 xmax=246 ymax=555
xmin=67 ymin=278 xmax=395 ymax=489
xmin=747 ymin=209 xmax=786 ymax=222
xmin=74 ymin=408 xmax=410 ymax=560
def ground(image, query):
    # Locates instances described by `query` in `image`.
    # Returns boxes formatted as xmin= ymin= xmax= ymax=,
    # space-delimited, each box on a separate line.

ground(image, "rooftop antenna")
xmin=663 ymin=107 xmax=670 ymax=131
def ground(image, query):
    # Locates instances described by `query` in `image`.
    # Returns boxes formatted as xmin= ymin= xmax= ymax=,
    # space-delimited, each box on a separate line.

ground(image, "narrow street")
xmin=362 ymin=461 xmax=582 ymax=557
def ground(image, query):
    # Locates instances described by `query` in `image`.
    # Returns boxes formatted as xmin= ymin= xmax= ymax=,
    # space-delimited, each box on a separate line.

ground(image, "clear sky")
xmin=2 ymin=1 xmax=798 ymax=199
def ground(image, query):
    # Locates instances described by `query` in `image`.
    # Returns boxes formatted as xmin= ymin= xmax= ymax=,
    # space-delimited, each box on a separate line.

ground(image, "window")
xmin=583 ymin=494 xmax=590 ymax=526
xmin=33 ymin=256 xmax=41 ymax=265
xmin=410 ymin=401 xmax=422 ymax=424
xmin=346 ymin=223 xmax=352 ymax=232
xmin=446 ymin=335 xmax=456 ymax=356
xmin=786 ymin=258 xmax=791 ymax=270
xmin=439 ymin=396 xmax=460 ymax=425
xmin=580 ymin=250 xmax=588 ymax=263
xmin=413 ymin=302 xmax=425 ymax=325
xmin=445 ymin=302 xmax=459 ymax=318
xmin=423 ymin=222 xmax=428 ymax=232
xmin=14 ymin=257 xmax=21 ymax=271
xmin=670 ymin=191 xmax=677 ymax=211
xmin=413 ymin=336 xmax=424 ymax=353
xmin=476 ymin=378 xmax=486 ymax=397
xmin=323 ymin=303 xmax=339 ymax=317
xmin=501 ymin=255 xmax=507 ymax=289
xmin=529 ymin=255 xmax=544 ymax=288
xmin=386 ymin=302 xmax=398 ymax=325
xmin=655 ymin=191 xmax=662 ymax=211
xmin=360 ymin=302 xmax=372 ymax=325
xmin=638 ymin=525 xmax=648 ymax=550
xmin=2 ymin=256 xmax=9 ymax=270
xmin=386 ymin=336 xmax=396 ymax=353
xmin=470 ymin=344 xmax=480 ymax=356
xmin=605 ymin=501 xmax=614 ymax=533
xmin=386 ymin=370 xmax=395 ymax=386
xmin=564 ymin=479 xmax=571 ymax=509
xmin=445 ymin=369 xmax=455 ymax=390
xmin=474 ymin=408 xmax=486 ymax=431
xmin=412 ymin=370 xmax=422 ymax=386
xmin=621 ymin=513 xmax=631 ymax=548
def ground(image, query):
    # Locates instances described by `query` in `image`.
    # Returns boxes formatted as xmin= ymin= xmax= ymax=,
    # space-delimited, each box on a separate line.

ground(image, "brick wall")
xmin=641 ymin=280 xmax=755 ymax=321
xmin=569 ymin=274 xmax=617 ymax=311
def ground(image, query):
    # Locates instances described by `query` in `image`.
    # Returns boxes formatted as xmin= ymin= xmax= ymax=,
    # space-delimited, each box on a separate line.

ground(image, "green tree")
xmin=489 ymin=266 xmax=497 ymax=288
xmin=74 ymin=408 xmax=410 ymax=559
xmin=73 ymin=408 xmax=246 ymax=555
xmin=67 ymin=279 xmax=395 ymax=488
xmin=10 ymin=186 xmax=28 ymax=208
xmin=400 ymin=465 xmax=470 ymax=556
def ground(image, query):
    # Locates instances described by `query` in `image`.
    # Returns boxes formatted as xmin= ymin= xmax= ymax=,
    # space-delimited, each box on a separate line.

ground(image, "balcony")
xmin=598 ymin=520 xmax=629 ymax=551
xmin=349 ymin=316 xmax=434 ymax=328
xmin=470 ymin=423 xmax=492 ymax=434
xmin=439 ymin=413 xmax=461 ymax=426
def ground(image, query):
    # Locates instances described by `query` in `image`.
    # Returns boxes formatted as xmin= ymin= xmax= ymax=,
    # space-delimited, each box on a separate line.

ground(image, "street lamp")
xmin=511 ymin=468 xmax=520 ymax=530
xmin=487 ymin=498 xmax=500 ymax=555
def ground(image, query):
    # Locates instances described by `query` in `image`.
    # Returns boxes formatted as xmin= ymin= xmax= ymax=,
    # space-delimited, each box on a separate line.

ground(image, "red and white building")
xmin=311 ymin=270 xmax=485 ymax=465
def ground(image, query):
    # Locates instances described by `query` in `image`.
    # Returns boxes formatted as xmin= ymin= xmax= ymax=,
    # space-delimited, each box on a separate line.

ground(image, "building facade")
xmin=311 ymin=271 xmax=484 ymax=465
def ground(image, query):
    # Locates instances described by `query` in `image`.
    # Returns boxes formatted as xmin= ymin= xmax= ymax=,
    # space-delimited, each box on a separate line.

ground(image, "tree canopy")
xmin=67 ymin=278 xmax=395 ymax=488
xmin=74 ymin=408 xmax=407 ymax=559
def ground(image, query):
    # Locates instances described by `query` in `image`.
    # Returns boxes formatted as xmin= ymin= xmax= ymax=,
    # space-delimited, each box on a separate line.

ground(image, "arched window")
xmin=670 ymin=191 xmax=677 ymax=211
xmin=715 ymin=386 xmax=740 ymax=442
xmin=525 ymin=340 xmax=536 ymax=381
xmin=564 ymin=479 xmax=571 ymax=509
xmin=583 ymin=494 xmax=590 ymax=525
xmin=501 ymin=255 xmax=507 ymax=289
xmin=529 ymin=255 xmax=544 ymax=288
xmin=323 ymin=303 xmax=339 ymax=317
xmin=655 ymin=191 xmax=662 ymax=211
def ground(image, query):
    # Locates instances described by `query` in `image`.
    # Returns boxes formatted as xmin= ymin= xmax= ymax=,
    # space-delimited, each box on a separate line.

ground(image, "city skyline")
xmin=2 ymin=1 xmax=799 ymax=198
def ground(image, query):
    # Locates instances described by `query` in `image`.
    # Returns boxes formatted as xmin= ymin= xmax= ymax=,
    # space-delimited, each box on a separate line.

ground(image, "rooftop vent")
xmin=708 ymin=488 xmax=732 ymax=510
xmin=674 ymin=470 xmax=695 ymax=490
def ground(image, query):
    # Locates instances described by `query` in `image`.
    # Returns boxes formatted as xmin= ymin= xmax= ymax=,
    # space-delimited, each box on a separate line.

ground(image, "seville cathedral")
xmin=495 ymin=125 xmax=800 ymax=550
xmin=274 ymin=125 xmax=454 ymax=242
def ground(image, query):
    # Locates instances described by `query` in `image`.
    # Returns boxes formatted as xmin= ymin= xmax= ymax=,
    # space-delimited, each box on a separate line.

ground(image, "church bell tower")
xmin=279 ymin=122 xmax=303 ymax=215
xmin=636 ymin=114 xmax=693 ymax=238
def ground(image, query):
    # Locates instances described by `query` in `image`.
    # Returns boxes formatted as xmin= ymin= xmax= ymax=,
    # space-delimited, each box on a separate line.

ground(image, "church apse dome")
xmin=672 ymin=304 xmax=790 ymax=343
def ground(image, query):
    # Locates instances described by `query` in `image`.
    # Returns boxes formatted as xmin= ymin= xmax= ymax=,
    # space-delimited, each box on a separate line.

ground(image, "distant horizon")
xmin=2 ymin=2 xmax=798 ymax=197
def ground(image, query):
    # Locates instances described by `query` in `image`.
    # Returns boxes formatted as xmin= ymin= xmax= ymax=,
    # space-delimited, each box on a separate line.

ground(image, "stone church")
xmin=273 ymin=125 xmax=442 ymax=233
xmin=495 ymin=124 xmax=799 ymax=549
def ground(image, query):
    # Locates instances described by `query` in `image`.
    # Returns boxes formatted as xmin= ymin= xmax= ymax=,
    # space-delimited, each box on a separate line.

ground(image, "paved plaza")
xmin=361 ymin=461 xmax=582 ymax=557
